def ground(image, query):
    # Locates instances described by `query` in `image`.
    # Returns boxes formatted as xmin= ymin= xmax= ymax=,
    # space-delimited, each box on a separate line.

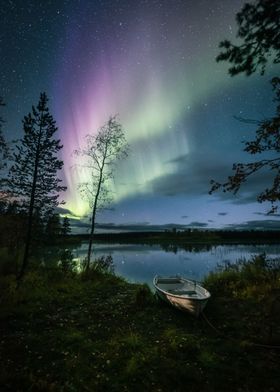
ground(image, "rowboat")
xmin=153 ymin=276 xmax=211 ymax=317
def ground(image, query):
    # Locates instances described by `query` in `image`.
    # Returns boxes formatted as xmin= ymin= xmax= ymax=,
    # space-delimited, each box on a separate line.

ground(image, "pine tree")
xmin=7 ymin=93 xmax=66 ymax=280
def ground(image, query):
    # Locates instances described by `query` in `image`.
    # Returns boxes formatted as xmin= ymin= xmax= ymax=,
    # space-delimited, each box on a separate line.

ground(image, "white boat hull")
xmin=153 ymin=276 xmax=211 ymax=317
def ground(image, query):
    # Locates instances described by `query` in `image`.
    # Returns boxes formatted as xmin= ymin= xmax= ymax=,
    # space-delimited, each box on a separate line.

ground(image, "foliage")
xmin=6 ymin=93 xmax=66 ymax=279
xmin=92 ymin=255 xmax=114 ymax=274
xmin=211 ymin=0 xmax=280 ymax=212
xmin=7 ymin=93 xmax=66 ymax=217
xmin=45 ymin=213 xmax=62 ymax=243
xmin=134 ymin=283 xmax=155 ymax=309
xmin=58 ymin=249 xmax=75 ymax=273
xmin=75 ymin=116 xmax=128 ymax=270
xmin=0 ymin=203 xmax=26 ymax=249
xmin=204 ymin=253 xmax=280 ymax=297
xmin=216 ymin=0 xmax=280 ymax=76
xmin=0 ymin=97 xmax=10 ymax=208
xmin=204 ymin=254 xmax=280 ymax=344
xmin=61 ymin=216 xmax=71 ymax=236
xmin=0 ymin=248 xmax=21 ymax=276
xmin=210 ymin=77 xmax=280 ymax=212
xmin=0 ymin=97 xmax=9 ymax=172
xmin=0 ymin=258 xmax=279 ymax=391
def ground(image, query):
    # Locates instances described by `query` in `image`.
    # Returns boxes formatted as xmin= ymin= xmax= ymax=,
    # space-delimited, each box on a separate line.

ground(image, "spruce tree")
xmin=8 ymin=93 xmax=66 ymax=280
xmin=62 ymin=216 xmax=71 ymax=236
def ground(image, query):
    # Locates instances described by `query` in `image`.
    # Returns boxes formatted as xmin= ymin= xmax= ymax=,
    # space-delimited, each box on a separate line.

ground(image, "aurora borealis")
xmin=1 ymin=0 xmax=279 ymax=231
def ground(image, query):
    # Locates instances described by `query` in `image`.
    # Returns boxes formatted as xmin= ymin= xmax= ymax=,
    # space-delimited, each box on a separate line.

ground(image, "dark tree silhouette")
xmin=210 ymin=0 xmax=280 ymax=212
xmin=0 ymin=202 xmax=26 ymax=250
xmin=62 ymin=216 xmax=71 ymax=236
xmin=45 ymin=213 xmax=62 ymax=243
xmin=0 ymin=97 xmax=9 ymax=190
xmin=75 ymin=116 xmax=128 ymax=270
xmin=216 ymin=0 xmax=280 ymax=76
xmin=0 ymin=97 xmax=8 ymax=158
xmin=7 ymin=93 xmax=66 ymax=280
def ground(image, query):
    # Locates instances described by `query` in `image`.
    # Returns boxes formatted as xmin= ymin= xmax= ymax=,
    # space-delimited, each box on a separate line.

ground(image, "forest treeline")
xmin=76 ymin=228 xmax=280 ymax=245
xmin=0 ymin=202 xmax=71 ymax=249
xmin=0 ymin=94 xmax=128 ymax=280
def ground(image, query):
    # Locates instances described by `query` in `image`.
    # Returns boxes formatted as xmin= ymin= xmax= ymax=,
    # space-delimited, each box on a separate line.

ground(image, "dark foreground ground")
xmin=0 ymin=255 xmax=280 ymax=391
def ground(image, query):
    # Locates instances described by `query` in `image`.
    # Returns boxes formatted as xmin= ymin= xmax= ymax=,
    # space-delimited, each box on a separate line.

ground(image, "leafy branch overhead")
xmin=210 ymin=78 xmax=280 ymax=212
xmin=211 ymin=0 xmax=280 ymax=212
xmin=217 ymin=0 xmax=280 ymax=76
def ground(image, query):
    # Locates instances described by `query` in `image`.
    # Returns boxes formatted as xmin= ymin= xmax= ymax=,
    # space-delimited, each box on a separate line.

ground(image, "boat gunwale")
xmin=153 ymin=276 xmax=211 ymax=301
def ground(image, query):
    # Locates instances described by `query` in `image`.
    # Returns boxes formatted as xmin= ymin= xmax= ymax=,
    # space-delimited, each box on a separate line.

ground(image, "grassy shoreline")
xmin=1 ymin=254 xmax=280 ymax=391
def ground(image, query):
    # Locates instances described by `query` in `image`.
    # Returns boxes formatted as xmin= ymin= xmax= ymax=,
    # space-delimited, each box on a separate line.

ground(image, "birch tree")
xmin=75 ymin=116 xmax=128 ymax=270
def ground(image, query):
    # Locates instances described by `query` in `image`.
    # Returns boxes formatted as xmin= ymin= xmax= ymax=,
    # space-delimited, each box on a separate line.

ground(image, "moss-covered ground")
xmin=0 ymin=255 xmax=279 ymax=391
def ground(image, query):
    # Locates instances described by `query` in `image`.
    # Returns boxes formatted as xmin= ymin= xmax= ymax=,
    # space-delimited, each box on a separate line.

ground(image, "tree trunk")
xmin=17 ymin=197 xmax=35 ymax=281
xmin=85 ymin=161 xmax=105 ymax=271
xmin=86 ymin=202 xmax=97 ymax=271
xmin=85 ymin=182 xmax=102 ymax=270
xmin=17 ymin=120 xmax=43 ymax=283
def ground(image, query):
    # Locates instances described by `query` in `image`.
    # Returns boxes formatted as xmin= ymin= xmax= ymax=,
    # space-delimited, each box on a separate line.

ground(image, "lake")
xmin=69 ymin=242 xmax=280 ymax=285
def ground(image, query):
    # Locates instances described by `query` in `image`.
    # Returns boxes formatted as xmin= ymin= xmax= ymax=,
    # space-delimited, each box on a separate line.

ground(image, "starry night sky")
xmin=1 ymin=0 xmax=279 ymax=232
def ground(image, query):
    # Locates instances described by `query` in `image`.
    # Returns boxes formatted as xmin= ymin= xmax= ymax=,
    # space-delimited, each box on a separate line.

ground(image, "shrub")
xmin=204 ymin=254 xmax=280 ymax=298
xmin=0 ymin=247 xmax=21 ymax=275
xmin=58 ymin=249 xmax=75 ymax=273
xmin=134 ymin=284 xmax=154 ymax=309
xmin=92 ymin=255 xmax=114 ymax=274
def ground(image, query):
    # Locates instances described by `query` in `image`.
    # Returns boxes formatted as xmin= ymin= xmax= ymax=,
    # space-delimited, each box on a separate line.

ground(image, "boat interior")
xmin=156 ymin=277 xmax=207 ymax=299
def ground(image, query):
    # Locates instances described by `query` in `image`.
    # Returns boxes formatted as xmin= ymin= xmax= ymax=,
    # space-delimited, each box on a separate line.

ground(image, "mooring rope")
xmin=201 ymin=311 xmax=280 ymax=349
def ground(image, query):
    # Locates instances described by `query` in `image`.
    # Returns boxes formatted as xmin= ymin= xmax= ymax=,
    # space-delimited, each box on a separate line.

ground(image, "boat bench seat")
xmin=157 ymin=278 xmax=182 ymax=284
xmin=168 ymin=289 xmax=198 ymax=296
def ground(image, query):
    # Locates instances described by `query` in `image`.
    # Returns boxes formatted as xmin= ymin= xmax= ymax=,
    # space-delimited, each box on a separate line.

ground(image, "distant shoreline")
xmin=65 ymin=229 xmax=280 ymax=245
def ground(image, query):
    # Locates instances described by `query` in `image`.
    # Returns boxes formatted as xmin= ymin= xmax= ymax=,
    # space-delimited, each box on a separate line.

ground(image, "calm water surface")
xmin=70 ymin=242 xmax=280 ymax=285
